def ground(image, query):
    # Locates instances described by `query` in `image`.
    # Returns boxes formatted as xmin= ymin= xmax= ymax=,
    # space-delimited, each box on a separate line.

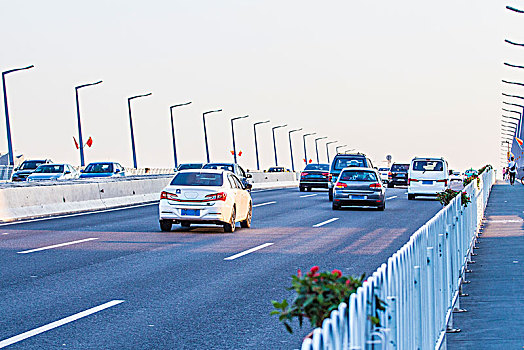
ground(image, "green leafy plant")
xmin=478 ymin=164 xmax=492 ymax=175
xmin=271 ymin=267 xmax=364 ymax=333
xmin=437 ymin=189 xmax=471 ymax=207
xmin=461 ymin=191 xmax=471 ymax=207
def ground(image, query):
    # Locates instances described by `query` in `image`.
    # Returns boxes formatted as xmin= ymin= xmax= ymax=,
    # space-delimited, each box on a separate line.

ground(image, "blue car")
xmin=79 ymin=162 xmax=125 ymax=179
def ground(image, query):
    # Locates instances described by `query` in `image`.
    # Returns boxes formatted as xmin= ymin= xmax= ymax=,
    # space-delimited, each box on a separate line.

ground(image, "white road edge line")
xmin=313 ymin=218 xmax=339 ymax=227
xmin=300 ymin=194 xmax=318 ymax=198
xmin=252 ymin=201 xmax=276 ymax=208
xmin=386 ymin=196 xmax=398 ymax=200
xmin=0 ymin=202 xmax=156 ymax=227
xmin=0 ymin=300 xmax=124 ymax=349
xmin=17 ymin=238 xmax=99 ymax=254
xmin=224 ymin=243 xmax=274 ymax=261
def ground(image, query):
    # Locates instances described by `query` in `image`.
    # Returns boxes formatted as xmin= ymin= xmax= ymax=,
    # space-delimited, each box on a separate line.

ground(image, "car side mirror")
xmin=115 ymin=169 xmax=120 ymax=173
xmin=80 ymin=169 xmax=84 ymax=173
xmin=246 ymin=174 xmax=253 ymax=178
xmin=14 ymin=167 xmax=19 ymax=171
xmin=65 ymin=170 xmax=71 ymax=174
xmin=448 ymin=170 xmax=452 ymax=175
xmin=244 ymin=183 xmax=253 ymax=191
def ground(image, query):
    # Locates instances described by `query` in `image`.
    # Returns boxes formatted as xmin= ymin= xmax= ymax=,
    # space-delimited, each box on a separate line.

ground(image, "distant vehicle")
xmin=328 ymin=153 xmax=374 ymax=201
xmin=177 ymin=163 xmax=204 ymax=171
xmin=464 ymin=169 xmax=478 ymax=178
xmin=202 ymin=163 xmax=252 ymax=189
xmin=449 ymin=171 xmax=464 ymax=182
xmin=27 ymin=164 xmax=79 ymax=182
xmin=299 ymin=163 xmax=330 ymax=191
xmin=332 ymin=167 xmax=385 ymax=210
xmin=387 ymin=163 xmax=409 ymax=188
xmin=407 ymin=157 xmax=449 ymax=200
xmin=267 ymin=166 xmax=287 ymax=172
xmin=79 ymin=162 xmax=125 ymax=179
xmin=11 ymin=159 xmax=53 ymax=182
xmin=158 ymin=169 xmax=252 ymax=232
xmin=378 ymin=167 xmax=390 ymax=184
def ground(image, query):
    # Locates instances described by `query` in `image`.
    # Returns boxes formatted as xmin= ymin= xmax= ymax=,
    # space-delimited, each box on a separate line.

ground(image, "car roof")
xmin=176 ymin=169 xmax=231 ymax=174
xmin=334 ymin=153 xmax=366 ymax=158
xmin=340 ymin=166 xmax=377 ymax=172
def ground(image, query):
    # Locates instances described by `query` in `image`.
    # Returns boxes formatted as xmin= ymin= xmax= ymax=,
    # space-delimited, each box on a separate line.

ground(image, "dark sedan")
xmin=332 ymin=167 xmax=385 ymax=210
xmin=299 ymin=163 xmax=330 ymax=191
xmin=387 ymin=163 xmax=409 ymax=188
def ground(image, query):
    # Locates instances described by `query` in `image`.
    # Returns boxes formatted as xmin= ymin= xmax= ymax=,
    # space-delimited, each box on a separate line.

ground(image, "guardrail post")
xmin=427 ymin=247 xmax=435 ymax=347
xmin=386 ymin=296 xmax=397 ymax=349
xmin=414 ymin=266 xmax=422 ymax=350
xmin=438 ymin=233 xmax=446 ymax=335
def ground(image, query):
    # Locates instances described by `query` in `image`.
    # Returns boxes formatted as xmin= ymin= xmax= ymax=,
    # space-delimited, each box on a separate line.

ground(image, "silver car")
xmin=27 ymin=164 xmax=79 ymax=182
xmin=332 ymin=167 xmax=386 ymax=210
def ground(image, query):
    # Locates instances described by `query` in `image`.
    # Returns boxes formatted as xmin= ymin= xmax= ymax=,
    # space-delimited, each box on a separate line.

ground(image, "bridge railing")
xmin=301 ymin=169 xmax=495 ymax=350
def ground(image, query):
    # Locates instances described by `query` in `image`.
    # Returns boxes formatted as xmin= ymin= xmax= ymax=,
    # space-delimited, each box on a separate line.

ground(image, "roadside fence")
xmin=301 ymin=169 xmax=495 ymax=350
xmin=0 ymin=165 xmax=14 ymax=181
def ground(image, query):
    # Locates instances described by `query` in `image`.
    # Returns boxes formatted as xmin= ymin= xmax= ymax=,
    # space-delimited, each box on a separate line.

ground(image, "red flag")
xmin=309 ymin=159 xmax=312 ymax=163
xmin=73 ymin=137 xmax=79 ymax=149
xmin=230 ymin=150 xmax=235 ymax=155
xmin=86 ymin=137 xmax=93 ymax=148
xmin=303 ymin=158 xmax=307 ymax=163
xmin=238 ymin=151 xmax=242 ymax=157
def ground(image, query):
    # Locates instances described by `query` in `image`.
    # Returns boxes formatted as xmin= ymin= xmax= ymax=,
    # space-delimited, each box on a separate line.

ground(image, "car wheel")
xmin=299 ymin=186 xmax=305 ymax=192
xmin=224 ymin=206 xmax=236 ymax=233
xmin=328 ymin=189 xmax=333 ymax=202
xmin=388 ymin=183 xmax=394 ymax=188
xmin=240 ymin=203 xmax=252 ymax=228
xmin=181 ymin=222 xmax=191 ymax=228
xmin=332 ymin=202 xmax=340 ymax=210
xmin=408 ymin=194 xmax=415 ymax=200
xmin=378 ymin=202 xmax=385 ymax=211
xmin=160 ymin=220 xmax=172 ymax=232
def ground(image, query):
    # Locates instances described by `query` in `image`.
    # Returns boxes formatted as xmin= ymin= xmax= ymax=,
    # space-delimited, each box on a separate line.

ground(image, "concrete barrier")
xmin=0 ymin=172 xmax=298 ymax=222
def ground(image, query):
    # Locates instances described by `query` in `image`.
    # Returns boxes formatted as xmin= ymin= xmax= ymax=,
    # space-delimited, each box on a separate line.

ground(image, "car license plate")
xmin=349 ymin=195 xmax=366 ymax=200
xmin=422 ymin=180 xmax=433 ymax=185
xmin=181 ymin=209 xmax=199 ymax=216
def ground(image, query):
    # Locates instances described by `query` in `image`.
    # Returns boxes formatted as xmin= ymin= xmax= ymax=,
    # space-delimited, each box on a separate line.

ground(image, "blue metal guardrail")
xmin=301 ymin=169 xmax=495 ymax=350
xmin=0 ymin=165 xmax=13 ymax=181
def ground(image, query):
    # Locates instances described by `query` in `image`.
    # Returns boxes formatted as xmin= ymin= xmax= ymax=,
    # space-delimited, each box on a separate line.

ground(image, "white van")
xmin=407 ymin=157 xmax=449 ymax=200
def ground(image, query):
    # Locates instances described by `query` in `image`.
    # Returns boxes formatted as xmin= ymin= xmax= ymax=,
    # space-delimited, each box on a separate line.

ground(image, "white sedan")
xmin=449 ymin=171 xmax=464 ymax=183
xmin=158 ymin=169 xmax=252 ymax=232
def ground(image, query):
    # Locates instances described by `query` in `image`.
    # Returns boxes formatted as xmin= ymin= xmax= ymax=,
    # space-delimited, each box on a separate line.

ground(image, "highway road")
xmin=0 ymin=187 xmax=442 ymax=349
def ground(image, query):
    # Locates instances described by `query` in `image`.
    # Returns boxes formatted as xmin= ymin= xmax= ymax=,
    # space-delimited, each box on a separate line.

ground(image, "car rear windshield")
xmin=178 ymin=164 xmax=203 ymax=170
xmin=84 ymin=163 xmax=113 ymax=173
xmin=333 ymin=158 xmax=366 ymax=170
xmin=20 ymin=161 xmax=44 ymax=170
xmin=339 ymin=170 xmax=378 ymax=182
xmin=170 ymin=172 xmax=223 ymax=186
xmin=34 ymin=165 xmax=64 ymax=173
xmin=412 ymin=161 xmax=444 ymax=172
xmin=305 ymin=164 xmax=329 ymax=171
xmin=378 ymin=168 xmax=389 ymax=171
xmin=391 ymin=164 xmax=409 ymax=171
xmin=202 ymin=164 xmax=234 ymax=172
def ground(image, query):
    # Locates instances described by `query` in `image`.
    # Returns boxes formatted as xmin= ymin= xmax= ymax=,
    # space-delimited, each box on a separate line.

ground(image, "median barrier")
xmin=301 ymin=169 xmax=495 ymax=350
xmin=0 ymin=172 xmax=298 ymax=222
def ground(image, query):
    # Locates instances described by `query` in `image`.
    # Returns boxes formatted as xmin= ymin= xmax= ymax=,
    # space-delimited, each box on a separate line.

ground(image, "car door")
xmin=231 ymin=174 xmax=247 ymax=219
xmin=227 ymin=175 xmax=240 ymax=216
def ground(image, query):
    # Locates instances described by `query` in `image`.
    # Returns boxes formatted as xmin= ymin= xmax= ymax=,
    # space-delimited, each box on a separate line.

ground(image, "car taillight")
xmin=328 ymin=174 xmax=333 ymax=182
xmin=160 ymin=191 xmax=178 ymax=200
xmin=321 ymin=172 xmax=329 ymax=177
xmin=301 ymin=172 xmax=308 ymax=177
xmin=388 ymin=172 xmax=392 ymax=176
xmin=369 ymin=183 xmax=382 ymax=189
xmin=408 ymin=179 xmax=418 ymax=185
xmin=335 ymin=182 xmax=347 ymax=188
xmin=437 ymin=179 xmax=448 ymax=186
xmin=205 ymin=192 xmax=227 ymax=201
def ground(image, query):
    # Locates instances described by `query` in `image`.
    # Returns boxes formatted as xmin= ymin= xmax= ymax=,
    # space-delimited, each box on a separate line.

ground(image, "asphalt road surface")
xmin=0 ymin=187 xmax=442 ymax=349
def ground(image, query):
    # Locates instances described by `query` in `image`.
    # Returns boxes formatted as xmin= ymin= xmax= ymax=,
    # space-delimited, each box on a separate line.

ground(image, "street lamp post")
xmin=231 ymin=115 xmax=249 ymax=163
xmin=314 ymin=137 xmax=327 ymax=163
xmin=288 ymin=128 xmax=302 ymax=172
xmin=2 ymin=65 xmax=34 ymax=166
xmin=128 ymin=93 xmax=152 ymax=169
xmin=169 ymin=101 xmax=192 ymax=169
xmin=253 ymin=120 xmax=270 ymax=171
xmin=335 ymin=144 xmax=347 ymax=154
xmin=272 ymin=124 xmax=287 ymax=166
xmin=302 ymin=133 xmax=316 ymax=166
xmin=202 ymin=109 xmax=222 ymax=163
xmin=325 ymin=141 xmax=338 ymax=163
xmin=75 ymin=80 xmax=103 ymax=167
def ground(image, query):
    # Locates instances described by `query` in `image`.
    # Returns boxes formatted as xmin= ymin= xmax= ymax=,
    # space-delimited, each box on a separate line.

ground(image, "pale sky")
xmin=0 ymin=1 xmax=519 ymax=171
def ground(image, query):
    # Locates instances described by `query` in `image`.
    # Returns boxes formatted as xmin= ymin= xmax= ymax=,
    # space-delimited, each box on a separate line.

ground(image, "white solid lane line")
xmin=386 ymin=196 xmax=398 ymax=200
xmin=313 ymin=218 xmax=339 ymax=227
xmin=253 ymin=201 xmax=276 ymax=208
xmin=300 ymin=194 xmax=318 ymax=198
xmin=224 ymin=243 xmax=274 ymax=261
xmin=17 ymin=238 xmax=99 ymax=254
xmin=0 ymin=300 xmax=124 ymax=349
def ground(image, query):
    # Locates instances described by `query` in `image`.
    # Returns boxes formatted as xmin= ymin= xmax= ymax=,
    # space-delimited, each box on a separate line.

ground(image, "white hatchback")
xmin=158 ymin=169 xmax=252 ymax=232
xmin=407 ymin=157 xmax=449 ymax=200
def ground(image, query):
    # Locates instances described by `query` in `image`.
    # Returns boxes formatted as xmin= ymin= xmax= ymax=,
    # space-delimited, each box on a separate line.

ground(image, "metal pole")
xmin=75 ymin=80 xmax=102 ymax=167
xmin=272 ymin=125 xmax=287 ymax=167
xmin=288 ymin=128 xmax=302 ymax=172
xmin=170 ymin=102 xmax=192 ymax=169
xmin=231 ymin=115 xmax=249 ymax=163
xmin=253 ymin=120 xmax=269 ymax=170
xmin=203 ymin=109 xmax=222 ymax=163
xmin=2 ymin=65 xmax=34 ymax=166
xmin=302 ymin=133 xmax=316 ymax=166
xmin=325 ymin=141 xmax=337 ymax=163
xmin=127 ymin=93 xmax=152 ymax=169
xmin=335 ymin=144 xmax=347 ymax=155
xmin=314 ymin=137 xmax=327 ymax=164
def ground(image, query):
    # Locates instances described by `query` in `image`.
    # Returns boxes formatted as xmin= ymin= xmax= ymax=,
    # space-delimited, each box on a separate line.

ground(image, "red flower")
xmin=297 ymin=269 xmax=302 ymax=277
xmin=346 ymin=280 xmax=350 ymax=286
xmin=310 ymin=266 xmax=319 ymax=274
xmin=332 ymin=269 xmax=342 ymax=278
